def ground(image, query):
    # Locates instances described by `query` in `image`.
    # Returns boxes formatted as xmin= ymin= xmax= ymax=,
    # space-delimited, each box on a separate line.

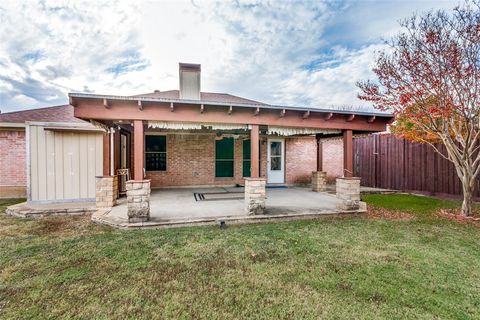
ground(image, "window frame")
xmin=144 ymin=133 xmax=167 ymax=172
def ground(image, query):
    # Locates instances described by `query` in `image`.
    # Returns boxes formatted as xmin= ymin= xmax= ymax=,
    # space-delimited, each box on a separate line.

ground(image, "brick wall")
xmin=0 ymin=129 xmax=26 ymax=197
xmin=322 ymin=137 xmax=344 ymax=182
xmin=145 ymin=133 xmax=343 ymax=187
xmin=147 ymin=134 xmax=246 ymax=187
xmin=285 ymin=136 xmax=317 ymax=185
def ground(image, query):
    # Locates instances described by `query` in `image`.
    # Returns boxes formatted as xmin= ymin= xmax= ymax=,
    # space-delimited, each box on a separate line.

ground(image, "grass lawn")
xmin=1 ymin=195 xmax=480 ymax=319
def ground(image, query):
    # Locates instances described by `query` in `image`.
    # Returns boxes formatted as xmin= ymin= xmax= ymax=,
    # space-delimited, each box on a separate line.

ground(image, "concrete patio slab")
xmin=92 ymin=187 xmax=367 ymax=229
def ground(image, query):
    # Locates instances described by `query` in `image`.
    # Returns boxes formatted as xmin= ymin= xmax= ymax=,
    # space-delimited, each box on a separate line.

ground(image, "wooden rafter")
xmin=228 ymin=105 xmax=233 ymax=115
xmin=324 ymin=112 xmax=333 ymax=120
xmin=200 ymin=104 xmax=205 ymax=113
xmin=103 ymin=98 xmax=109 ymax=109
xmin=254 ymin=106 xmax=260 ymax=116
xmin=170 ymin=102 xmax=174 ymax=112
xmin=137 ymin=100 xmax=143 ymax=111
xmin=280 ymin=109 xmax=286 ymax=117
xmin=346 ymin=114 xmax=355 ymax=122
xmin=367 ymin=115 xmax=376 ymax=123
xmin=303 ymin=111 xmax=310 ymax=119
xmin=69 ymin=96 xmax=76 ymax=107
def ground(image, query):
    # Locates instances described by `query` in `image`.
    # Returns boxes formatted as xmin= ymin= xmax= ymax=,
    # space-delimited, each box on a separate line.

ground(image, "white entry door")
xmin=267 ymin=138 xmax=285 ymax=184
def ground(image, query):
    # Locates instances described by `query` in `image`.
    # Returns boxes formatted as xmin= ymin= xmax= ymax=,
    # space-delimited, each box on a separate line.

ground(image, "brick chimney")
xmin=179 ymin=63 xmax=201 ymax=100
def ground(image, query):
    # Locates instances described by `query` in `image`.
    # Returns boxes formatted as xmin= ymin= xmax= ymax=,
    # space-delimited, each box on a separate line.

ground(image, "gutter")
xmin=68 ymin=92 xmax=394 ymax=118
xmin=0 ymin=122 xmax=25 ymax=128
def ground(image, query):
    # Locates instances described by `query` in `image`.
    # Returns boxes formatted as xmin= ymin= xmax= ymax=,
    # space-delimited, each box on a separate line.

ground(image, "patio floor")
xmin=93 ymin=186 xmax=365 ymax=229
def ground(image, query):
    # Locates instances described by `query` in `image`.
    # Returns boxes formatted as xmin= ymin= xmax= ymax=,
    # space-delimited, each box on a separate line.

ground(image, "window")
xmin=270 ymin=141 xmax=282 ymax=171
xmin=145 ymin=135 xmax=166 ymax=171
xmin=243 ymin=139 xmax=251 ymax=177
xmin=215 ymin=137 xmax=234 ymax=177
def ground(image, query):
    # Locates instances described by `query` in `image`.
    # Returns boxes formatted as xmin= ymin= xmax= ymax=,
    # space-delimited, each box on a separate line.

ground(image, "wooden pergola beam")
xmin=69 ymin=96 xmax=76 ymax=107
xmin=324 ymin=112 xmax=333 ymax=120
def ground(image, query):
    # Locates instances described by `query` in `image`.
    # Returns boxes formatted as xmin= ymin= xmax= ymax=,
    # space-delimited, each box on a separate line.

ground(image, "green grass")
xmin=363 ymin=194 xmax=462 ymax=214
xmin=1 ymin=195 xmax=480 ymax=319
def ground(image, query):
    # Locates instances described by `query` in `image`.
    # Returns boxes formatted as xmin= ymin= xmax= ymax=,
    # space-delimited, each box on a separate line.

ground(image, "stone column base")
xmin=95 ymin=176 xmax=118 ymax=208
xmin=311 ymin=171 xmax=327 ymax=192
xmin=244 ymin=178 xmax=266 ymax=215
xmin=126 ymin=180 xmax=151 ymax=223
xmin=336 ymin=177 xmax=361 ymax=211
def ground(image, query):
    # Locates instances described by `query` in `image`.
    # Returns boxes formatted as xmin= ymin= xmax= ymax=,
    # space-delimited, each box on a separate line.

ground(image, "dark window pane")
xmin=145 ymin=153 xmax=166 ymax=171
xmin=243 ymin=160 xmax=251 ymax=177
xmin=145 ymin=135 xmax=166 ymax=152
xmin=215 ymin=137 xmax=234 ymax=177
xmin=215 ymin=138 xmax=234 ymax=160
xmin=270 ymin=156 xmax=281 ymax=171
xmin=243 ymin=139 xmax=251 ymax=159
xmin=216 ymin=160 xmax=234 ymax=177
xmin=270 ymin=141 xmax=281 ymax=156
xmin=243 ymin=139 xmax=251 ymax=177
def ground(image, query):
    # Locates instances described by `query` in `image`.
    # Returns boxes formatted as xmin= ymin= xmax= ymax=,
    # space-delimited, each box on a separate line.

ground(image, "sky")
xmin=0 ymin=0 xmax=458 ymax=113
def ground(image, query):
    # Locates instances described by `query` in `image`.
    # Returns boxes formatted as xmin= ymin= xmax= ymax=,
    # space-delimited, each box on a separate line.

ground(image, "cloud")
xmin=0 ymin=0 xmax=458 ymax=113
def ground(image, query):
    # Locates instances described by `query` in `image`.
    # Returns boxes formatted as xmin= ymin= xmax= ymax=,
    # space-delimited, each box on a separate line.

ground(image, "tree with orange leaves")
xmin=358 ymin=1 xmax=480 ymax=216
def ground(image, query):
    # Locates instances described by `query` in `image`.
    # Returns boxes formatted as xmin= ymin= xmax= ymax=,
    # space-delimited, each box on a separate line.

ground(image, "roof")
xmin=0 ymin=105 xmax=86 ymax=124
xmin=131 ymin=90 xmax=266 ymax=106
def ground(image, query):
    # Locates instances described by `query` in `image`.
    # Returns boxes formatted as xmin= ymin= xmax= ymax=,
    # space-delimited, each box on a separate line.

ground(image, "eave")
xmin=68 ymin=92 xmax=393 ymax=118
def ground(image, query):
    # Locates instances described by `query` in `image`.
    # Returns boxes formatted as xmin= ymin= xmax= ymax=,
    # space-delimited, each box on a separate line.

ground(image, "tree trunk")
xmin=461 ymin=177 xmax=474 ymax=217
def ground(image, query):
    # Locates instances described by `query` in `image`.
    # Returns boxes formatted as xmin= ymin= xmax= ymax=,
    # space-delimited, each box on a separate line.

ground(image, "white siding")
xmin=28 ymin=124 xmax=103 ymax=202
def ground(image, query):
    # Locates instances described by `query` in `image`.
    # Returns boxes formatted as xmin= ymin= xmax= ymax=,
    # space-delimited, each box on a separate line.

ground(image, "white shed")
xmin=26 ymin=122 xmax=105 ymax=203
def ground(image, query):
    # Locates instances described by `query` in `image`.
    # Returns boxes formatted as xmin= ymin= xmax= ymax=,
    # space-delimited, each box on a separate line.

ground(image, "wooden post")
xmin=103 ymin=132 xmax=110 ymax=176
xmin=250 ymin=125 xmax=260 ymax=178
xmin=316 ymin=134 xmax=323 ymax=172
xmin=133 ymin=120 xmax=144 ymax=180
xmin=343 ymin=129 xmax=353 ymax=177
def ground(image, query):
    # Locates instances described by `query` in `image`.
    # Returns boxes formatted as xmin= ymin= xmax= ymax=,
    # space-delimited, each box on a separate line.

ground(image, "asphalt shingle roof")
xmin=0 ymin=105 xmax=86 ymax=124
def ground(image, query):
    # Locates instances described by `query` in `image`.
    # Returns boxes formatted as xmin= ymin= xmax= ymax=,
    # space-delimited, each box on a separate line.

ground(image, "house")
xmin=2 ymin=63 xmax=392 ymax=225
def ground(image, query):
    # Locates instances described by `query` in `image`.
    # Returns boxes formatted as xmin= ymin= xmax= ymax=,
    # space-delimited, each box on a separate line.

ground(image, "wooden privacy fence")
xmin=353 ymin=134 xmax=480 ymax=198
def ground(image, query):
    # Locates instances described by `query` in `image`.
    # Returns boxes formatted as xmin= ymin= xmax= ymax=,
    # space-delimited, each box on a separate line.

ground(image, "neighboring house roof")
xmin=0 ymin=105 xmax=85 ymax=124
xmin=131 ymin=90 xmax=266 ymax=106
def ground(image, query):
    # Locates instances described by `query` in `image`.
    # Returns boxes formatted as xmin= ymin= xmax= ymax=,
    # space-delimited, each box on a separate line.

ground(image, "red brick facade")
xmin=146 ymin=134 xmax=246 ymax=187
xmin=322 ymin=137 xmax=344 ymax=182
xmin=145 ymin=133 xmax=335 ymax=188
xmin=286 ymin=136 xmax=317 ymax=185
xmin=0 ymin=130 xmax=26 ymax=197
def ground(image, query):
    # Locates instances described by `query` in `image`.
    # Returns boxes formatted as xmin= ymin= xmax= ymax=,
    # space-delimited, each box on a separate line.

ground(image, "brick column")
xmin=336 ymin=177 xmax=360 ymax=210
xmin=126 ymin=179 xmax=151 ymax=223
xmin=311 ymin=171 xmax=327 ymax=192
xmin=95 ymin=176 xmax=118 ymax=207
xmin=244 ymin=177 xmax=266 ymax=215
